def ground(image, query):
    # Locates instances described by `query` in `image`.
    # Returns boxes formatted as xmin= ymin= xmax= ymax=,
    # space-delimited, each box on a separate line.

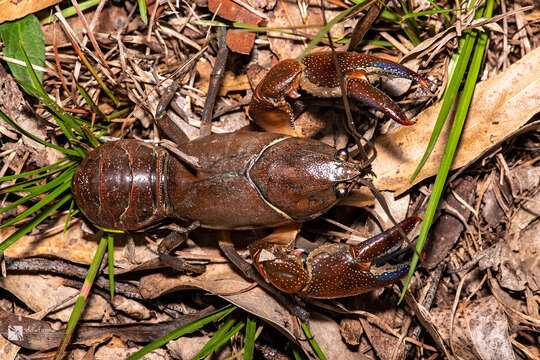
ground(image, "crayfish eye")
xmin=334 ymin=182 xmax=349 ymax=199
xmin=334 ymin=149 xmax=349 ymax=162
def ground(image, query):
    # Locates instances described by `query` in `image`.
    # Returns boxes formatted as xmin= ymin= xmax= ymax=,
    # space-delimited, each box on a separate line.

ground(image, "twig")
xmin=200 ymin=27 xmax=229 ymax=137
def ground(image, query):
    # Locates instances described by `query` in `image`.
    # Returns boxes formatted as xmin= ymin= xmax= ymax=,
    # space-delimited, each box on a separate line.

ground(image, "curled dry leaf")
xmin=430 ymin=296 xmax=515 ymax=360
xmin=344 ymin=45 xmax=540 ymax=206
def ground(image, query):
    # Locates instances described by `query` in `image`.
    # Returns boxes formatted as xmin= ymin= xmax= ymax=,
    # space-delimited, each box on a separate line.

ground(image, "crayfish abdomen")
xmin=72 ymin=140 xmax=177 ymax=231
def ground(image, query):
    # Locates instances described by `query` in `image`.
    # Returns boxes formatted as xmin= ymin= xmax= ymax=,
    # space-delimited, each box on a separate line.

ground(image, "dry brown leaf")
xmin=430 ymin=296 xmax=515 ymax=360
xmin=2 ymin=221 xmax=95 ymax=264
xmin=2 ymin=216 xmax=161 ymax=269
xmin=196 ymin=59 xmax=251 ymax=96
xmin=207 ymin=0 xmax=261 ymax=54
xmin=140 ymin=265 xmax=296 ymax=336
xmin=376 ymin=46 xmax=540 ymax=193
xmin=0 ymin=273 xmax=110 ymax=322
xmin=0 ymin=0 xmax=60 ymax=24
xmin=344 ymin=45 xmax=540 ymax=206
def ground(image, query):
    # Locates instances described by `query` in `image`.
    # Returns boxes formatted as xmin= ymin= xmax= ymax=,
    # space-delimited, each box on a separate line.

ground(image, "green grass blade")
xmin=107 ymin=233 xmax=115 ymax=298
xmin=138 ymin=0 xmax=148 ymax=25
xmin=380 ymin=8 xmax=401 ymax=23
xmin=210 ymin=322 xmax=244 ymax=356
xmin=105 ymin=106 xmax=132 ymax=121
xmin=64 ymin=199 xmax=76 ymax=233
xmin=243 ymin=316 xmax=257 ymax=360
xmin=0 ymin=166 xmax=75 ymax=217
xmin=1 ymin=162 xmax=75 ymax=193
xmin=426 ymin=0 xmax=451 ymax=22
xmin=402 ymin=8 xmax=461 ymax=19
xmin=75 ymin=83 xmax=109 ymax=122
xmin=292 ymin=346 xmax=304 ymax=360
xmin=0 ymin=158 xmax=70 ymax=181
xmin=0 ymin=193 xmax=72 ymax=251
xmin=192 ymin=315 xmax=238 ymax=359
xmin=126 ymin=305 xmax=236 ymax=360
xmin=300 ymin=321 xmax=326 ymax=360
xmin=16 ymin=44 xmax=89 ymax=155
xmin=55 ymin=232 xmax=108 ymax=360
xmin=18 ymin=40 xmax=98 ymax=146
xmin=409 ymin=3 xmax=486 ymax=182
xmin=79 ymin=125 xmax=101 ymax=149
xmin=192 ymin=314 xmax=245 ymax=359
xmin=400 ymin=0 xmax=494 ymax=303
xmin=41 ymin=0 xmax=102 ymax=24
xmin=0 ymin=176 xmax=73 ymax=228
xmin=0 ymin=108 xmax=80 ymax=157
xmin=409 ymin=31 xmax=476 ymax=182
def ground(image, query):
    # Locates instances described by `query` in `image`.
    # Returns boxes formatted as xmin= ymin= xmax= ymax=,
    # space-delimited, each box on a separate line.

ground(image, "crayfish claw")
xmin=347 ymin=78 xmax=414 ymax=125
xmin=301 ymin=216 xmax=421 ymax=298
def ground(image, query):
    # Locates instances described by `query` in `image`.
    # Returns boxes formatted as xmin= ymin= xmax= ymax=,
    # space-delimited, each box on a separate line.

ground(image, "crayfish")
xmin=71 ymin=51 xmax=423 ymax=303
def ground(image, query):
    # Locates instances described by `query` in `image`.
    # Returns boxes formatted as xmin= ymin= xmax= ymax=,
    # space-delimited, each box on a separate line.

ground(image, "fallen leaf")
xmin=207 ymin=0 xmax=262 ymax=54
xmin=375 ymin=46 xmax=540 ymax=194
xmin=196 ymin=59 xmax=251 ymax=96
xmin=0 ymin=273 xmax=110 ymax=322
xmin=0 ymin=0 xmax=60 ymax=24
xmin=42 ymin=6 xmax=129 ymax=46
xmin=430 ymin=296 xmax=515 ymax=360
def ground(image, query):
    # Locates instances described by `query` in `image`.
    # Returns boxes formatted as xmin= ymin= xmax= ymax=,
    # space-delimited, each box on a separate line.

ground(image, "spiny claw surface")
xmin=248 ymin=51 xmax=430 ymax=133
xmin=249 ymin=216 xmax=421 ymax=299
